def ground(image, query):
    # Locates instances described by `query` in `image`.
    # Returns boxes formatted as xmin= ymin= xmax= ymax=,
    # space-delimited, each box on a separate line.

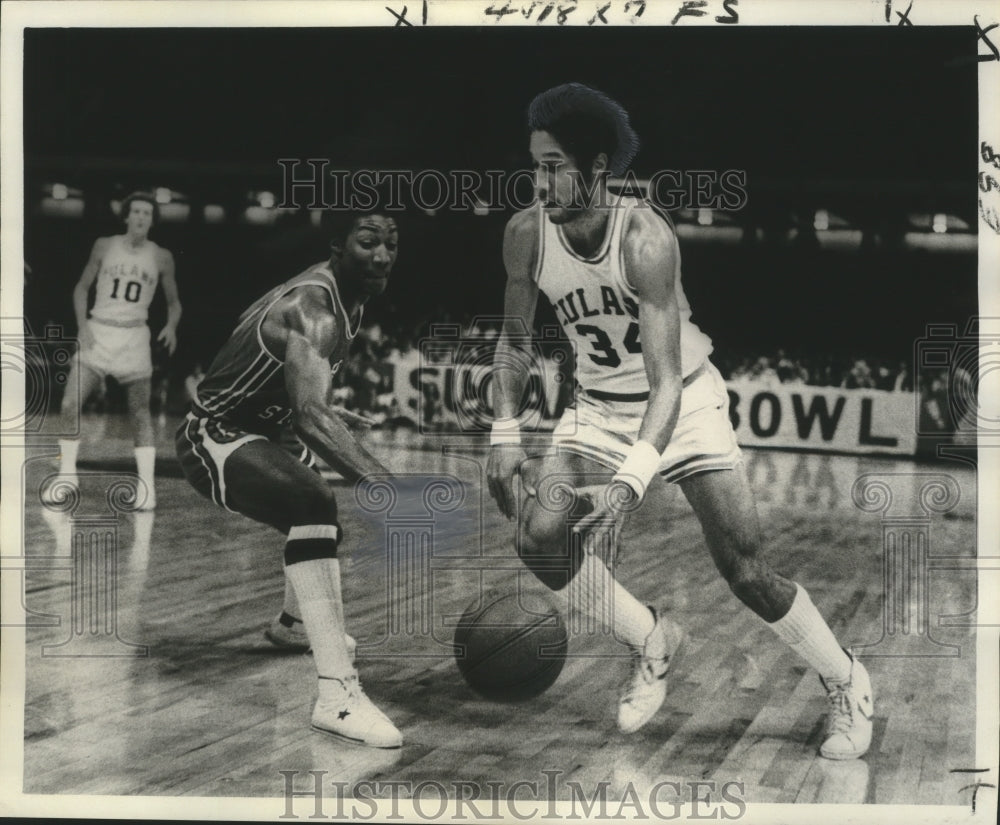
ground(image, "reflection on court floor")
xmin=18 ymin=417 xmax=980 ymax=804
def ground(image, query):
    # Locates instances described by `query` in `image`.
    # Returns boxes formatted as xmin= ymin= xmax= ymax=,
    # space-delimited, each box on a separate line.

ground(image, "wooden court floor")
xmin=14 ymin=415 xmax=980 ymax=805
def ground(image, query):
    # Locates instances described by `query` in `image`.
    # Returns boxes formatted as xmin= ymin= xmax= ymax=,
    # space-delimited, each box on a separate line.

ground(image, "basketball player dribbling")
xmin=45 ymin=191 xmax=182 ymax=510
xmin=175 ymin=206 xmax=403 ymax=748
xmin=487 ymin=84 xmax=873 ymax=760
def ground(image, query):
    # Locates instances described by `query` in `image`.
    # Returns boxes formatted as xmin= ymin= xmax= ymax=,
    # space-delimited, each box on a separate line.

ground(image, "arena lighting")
xmin=39 ymin=183 xmax=84 ymax=217
xmin=909 ymin=211 xmax=970 ymax=234
xmin=40 ymin=197 xmax=84 ymax=217
xmin=675 ymin=224 xmax=742 ymax=244
xmin=813 ymin=209 xmax=830 ymax=231
xmin=203 ymin=204 xmax=226 ymax=224
xmin=817 ymin=229 xmax=863 ymax=251
xmin=244 ymin=205 xmax=278 ymax=224
xmin=257 ymin=191 xmax=276 ymax=209
xmin=159 ymin=202 xmax=191 ymax=223
xmin=697 ymin=208 xmax=713 ymax=226
xmin=904 ymin=231 xmax=976 ymax=252
xmin=155 ymin=187 xmax=172 ymax=204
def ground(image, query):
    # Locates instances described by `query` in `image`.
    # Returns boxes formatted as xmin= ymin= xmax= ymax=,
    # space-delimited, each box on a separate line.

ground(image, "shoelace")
xmin=621 ymin=649 xmax=668 ymax=704
xmin=342 ymin=676 xmax=365 ymax=701
xmin=825 ymin=681 xmax=854 ymax=735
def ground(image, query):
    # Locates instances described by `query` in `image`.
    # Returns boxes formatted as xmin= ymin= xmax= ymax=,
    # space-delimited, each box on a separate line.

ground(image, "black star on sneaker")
xmin=338 ymin=709 xmax=350 ymax=720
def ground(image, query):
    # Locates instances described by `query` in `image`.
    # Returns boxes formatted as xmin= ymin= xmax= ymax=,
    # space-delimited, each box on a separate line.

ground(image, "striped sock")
xmin=282 ymin=524 xmax=352 ymax=678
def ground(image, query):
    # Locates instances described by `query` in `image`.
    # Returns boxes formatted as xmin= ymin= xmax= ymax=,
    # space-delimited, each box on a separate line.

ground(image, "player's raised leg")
xmin=124 ymin=377 xmax=157 ymax=510
xmin=679 ymin=464 xmax=873 ymax=759
xmin=516 ymin=449 xmax=684 ymax=734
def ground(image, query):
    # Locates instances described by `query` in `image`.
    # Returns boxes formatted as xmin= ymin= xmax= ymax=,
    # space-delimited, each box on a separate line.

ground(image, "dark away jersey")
xmin=193 ymin=262 xmax=362 ymax=433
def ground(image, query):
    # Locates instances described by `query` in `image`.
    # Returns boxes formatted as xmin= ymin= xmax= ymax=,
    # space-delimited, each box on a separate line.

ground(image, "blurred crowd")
xmin=165 ymin=316 xmax=973 ymax=438
xmin=716 ymin=351 xmax=913 ymax=392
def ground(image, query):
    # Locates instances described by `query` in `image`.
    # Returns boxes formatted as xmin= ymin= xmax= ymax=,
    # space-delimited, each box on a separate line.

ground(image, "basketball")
xmin=453 ymin=590 xmax=568 ymax=702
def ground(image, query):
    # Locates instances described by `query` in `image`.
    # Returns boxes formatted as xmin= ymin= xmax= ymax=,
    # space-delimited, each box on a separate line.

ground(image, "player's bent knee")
xmin=725 ymin=560 xmax=769 ymax=606
xmin=284 ymin=523 xmax=340 ymax=564
xmin=517 ymin=512 xmax=584 ymax=591
xmin=519 ymin=507 xmax=564 ymax=557
xmin=290 ymin=481 xmax=339 ymax=526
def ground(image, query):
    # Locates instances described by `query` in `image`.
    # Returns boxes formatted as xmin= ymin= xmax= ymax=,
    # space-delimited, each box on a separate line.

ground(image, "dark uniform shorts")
xmin=176 ymin=411 xmax=319 ymax=514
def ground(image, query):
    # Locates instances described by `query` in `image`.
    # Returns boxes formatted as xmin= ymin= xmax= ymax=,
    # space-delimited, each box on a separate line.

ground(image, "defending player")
xmin=176 ymin=207 xmax=402 ymax=748
xmin=487 ymin=84 xmax=873 ymax=760
xmin=46 ymin=192 xmax=182 ymax=509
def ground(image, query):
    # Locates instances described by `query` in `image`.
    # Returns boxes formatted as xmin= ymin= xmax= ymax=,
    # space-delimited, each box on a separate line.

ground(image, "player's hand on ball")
xmin=156 ymin=325 xmax=178 ymax=355
xmin=573 ymin=481 xmax=638 ymax=555
xmin=486 ymin=444 xmax=527 ymax=521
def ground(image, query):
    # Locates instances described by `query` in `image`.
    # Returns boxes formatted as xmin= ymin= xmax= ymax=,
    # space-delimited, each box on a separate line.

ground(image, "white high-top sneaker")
xmin=311 ymin=672 xmax=402 ymax=749
xmin=820 ymin=652 xmax=874 ymax=760
xmin=617 ymin=608 xmax=685 ymax=734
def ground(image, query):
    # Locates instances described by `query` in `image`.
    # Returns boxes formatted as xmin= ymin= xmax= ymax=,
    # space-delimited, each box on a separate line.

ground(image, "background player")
xmin=487 ymin=83 xmax=873 ymax=760
xmin=47 ymin=191 xmax=182 ymax=509
xmin=176 ymin=206 xmax=403 ymax=748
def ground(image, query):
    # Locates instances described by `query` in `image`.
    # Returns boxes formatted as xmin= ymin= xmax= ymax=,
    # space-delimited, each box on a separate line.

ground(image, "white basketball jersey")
xmin=534 ymin=196 xmax=713 ymax=398
xmin=90 ymin=235 xmax=160 ymax=325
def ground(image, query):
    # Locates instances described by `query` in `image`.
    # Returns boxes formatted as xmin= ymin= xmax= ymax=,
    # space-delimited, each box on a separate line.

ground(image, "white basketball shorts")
xmin=549 ymin=360 xmax=742 ymax=484
xmin=80 ymin=319 xmax=153 ymax=384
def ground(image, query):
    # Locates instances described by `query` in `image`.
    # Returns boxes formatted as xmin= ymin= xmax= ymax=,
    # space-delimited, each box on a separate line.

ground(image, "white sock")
xmin=58 ymin=438 xmax=80 ymax=476
xmin=134 ymin=446 xmax=156 ymax=490
xmin=766 ymin=583 xmax=852 ymax=683
xmin=559 ymin=553 xmax=655 ymax=647
xmin=282 ymin=527 xmax=352 ymax=678
xmin=281 ymin=577 xmax=302 ymax=623
xmin=131 ymin=510 xmax=155 ymax=552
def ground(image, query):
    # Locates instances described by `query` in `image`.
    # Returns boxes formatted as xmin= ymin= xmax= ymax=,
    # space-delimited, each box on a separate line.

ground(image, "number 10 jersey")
xmin=90 ymin=235 xmax=160 ymax=326
xmin=534 ymin=196 xmax=713 ymax=400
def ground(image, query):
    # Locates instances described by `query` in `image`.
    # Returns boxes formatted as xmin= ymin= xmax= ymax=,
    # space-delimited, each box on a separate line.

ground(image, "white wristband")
xmin=612 ymin=440 xmax=661 ymax=499
xmin=490 ymin=417 xmax=521 ymax=446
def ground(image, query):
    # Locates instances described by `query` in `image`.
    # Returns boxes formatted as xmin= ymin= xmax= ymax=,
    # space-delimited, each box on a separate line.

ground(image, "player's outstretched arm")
xmin=279 ymin=288 xmax=390 ymax=483
xmin=156 ymin=248 xmax=182 ymax=355
xmin=487 ymin=210 xmax=540 ymax=520
xmin=73 ymin=237 xmax=108 ymax=351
